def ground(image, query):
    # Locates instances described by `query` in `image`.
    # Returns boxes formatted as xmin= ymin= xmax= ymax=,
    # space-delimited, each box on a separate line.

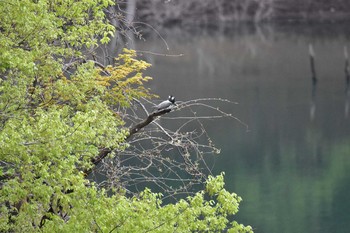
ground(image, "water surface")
xmin=134 ymin=22 xmax=350 ymax=233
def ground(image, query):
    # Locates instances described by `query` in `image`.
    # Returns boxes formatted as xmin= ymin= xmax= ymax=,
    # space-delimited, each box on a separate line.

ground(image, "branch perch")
xmin=88 ymin=108 xmax=172 ymax=171
xmin=127 ymin=108 xmax=171 ymax=139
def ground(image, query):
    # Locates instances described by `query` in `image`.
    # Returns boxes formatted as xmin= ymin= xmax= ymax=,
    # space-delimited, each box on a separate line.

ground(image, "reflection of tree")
xmin=227 ymin=133 xmax=350 ymax=233
xmin=123 ymin=0 xmax=350 ymax=27
xmin=323 ymin=171 xmax=350 ymax=233
xmin=135 ymin=0 xmax=275 ymax=25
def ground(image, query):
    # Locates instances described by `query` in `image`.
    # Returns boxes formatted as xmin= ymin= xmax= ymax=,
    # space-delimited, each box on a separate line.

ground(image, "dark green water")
xmin=134 ymin=22 xmax=350 ymax=233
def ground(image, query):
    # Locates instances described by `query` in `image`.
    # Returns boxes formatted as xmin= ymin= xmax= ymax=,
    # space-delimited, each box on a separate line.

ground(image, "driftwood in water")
xmin=309 ymin=43 xmax=317 ymax=86
xmin=344 ymin=46 xmax=350 ymax=89
xmin=308 ymin=44 xmax=317 ymax=121
xmin=344 ymin=46 xmax=350 ymax=117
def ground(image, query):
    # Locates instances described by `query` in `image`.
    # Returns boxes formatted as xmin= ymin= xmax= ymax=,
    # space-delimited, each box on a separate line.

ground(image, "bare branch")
xmin=87 ymin=97 xmax=246 ymax=200
xmin=127 ymin=108 xmax=172 ymax=139
xmin=87 ymin=107 xmax=173 ymax=174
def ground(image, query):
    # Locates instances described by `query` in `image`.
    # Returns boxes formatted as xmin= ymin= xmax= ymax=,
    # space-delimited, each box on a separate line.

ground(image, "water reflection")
xmin=133 ymin=22 xmax=350 ymax=233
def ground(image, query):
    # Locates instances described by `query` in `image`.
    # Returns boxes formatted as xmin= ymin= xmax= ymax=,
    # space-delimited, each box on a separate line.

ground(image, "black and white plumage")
xmin=154 ymin=95 xmax=176 ymax=111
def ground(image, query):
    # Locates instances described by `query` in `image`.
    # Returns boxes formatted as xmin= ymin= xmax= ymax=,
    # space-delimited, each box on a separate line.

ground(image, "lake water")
xmin=133 ymin=22 xmax=350 ymax=233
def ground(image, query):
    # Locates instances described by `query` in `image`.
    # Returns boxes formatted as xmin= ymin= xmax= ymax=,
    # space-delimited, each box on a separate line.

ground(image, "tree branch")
xmin=127 ymin=108 xmax=171 ymax=139
xmin=87 ymin=108 xmax=172 ymax=174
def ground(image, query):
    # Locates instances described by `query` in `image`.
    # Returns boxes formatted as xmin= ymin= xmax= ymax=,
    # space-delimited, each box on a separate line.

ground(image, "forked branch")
xmin=127 ymin=108 xmax=172 ymax=139
xmin=88 ymin=108 xmax=173 ymax=172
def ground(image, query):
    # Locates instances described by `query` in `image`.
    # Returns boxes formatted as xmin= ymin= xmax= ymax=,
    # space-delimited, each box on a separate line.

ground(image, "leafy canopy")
xmin=0 ymin=0 xmax=252 ymax=232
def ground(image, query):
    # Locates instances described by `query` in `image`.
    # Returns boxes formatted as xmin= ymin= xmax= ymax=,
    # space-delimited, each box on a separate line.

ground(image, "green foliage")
xmin=0 ymin=0 xmax=252 ymax=232
xmin=37 ymin=174 xmax=252 ymax=233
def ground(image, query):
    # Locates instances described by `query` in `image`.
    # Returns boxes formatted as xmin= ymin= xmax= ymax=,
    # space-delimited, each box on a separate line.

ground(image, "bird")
xmin=154 ymin=95 xmax=176 ymax=111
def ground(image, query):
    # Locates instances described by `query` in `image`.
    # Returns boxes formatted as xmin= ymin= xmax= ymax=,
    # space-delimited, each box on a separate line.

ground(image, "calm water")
xmin=133 ymin=22 xmax=350 ymax=233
